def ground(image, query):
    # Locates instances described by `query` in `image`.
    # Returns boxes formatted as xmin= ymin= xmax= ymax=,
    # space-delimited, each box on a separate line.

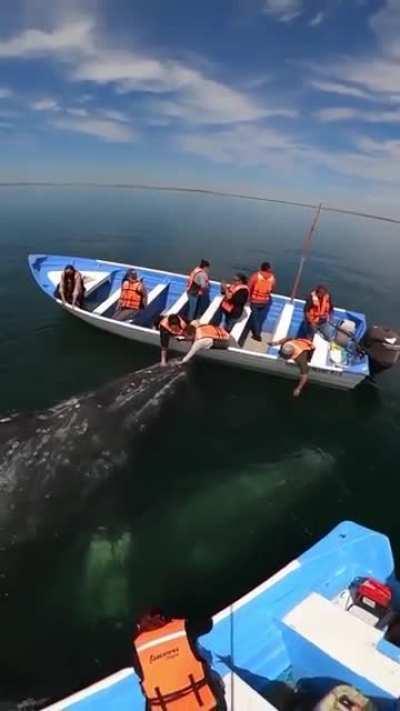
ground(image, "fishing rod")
xmin=290 ymin=203 xmax=323 ymax=302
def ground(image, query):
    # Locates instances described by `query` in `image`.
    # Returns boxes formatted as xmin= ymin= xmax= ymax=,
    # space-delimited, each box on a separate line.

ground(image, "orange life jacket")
xmin=134 ymin=619 xmax=217 ymax=710
xmin=119 ymin=280 xmax=143 ymax=311
xmin=306 ymin=291 xmax=332 ymax=326
xmin=221 ymin=283 xmax=249 ymax=314
xmin=187 ymin=267 xmax=209 ymax=296
xmin=284 ymin=338 xmax=314 ymax=360
xmin=160 ymin=316 xmax=187 ymax=336
xmin=250 ymin=270 xmax=275 ymax=304
xmin=195 ymin=324 xmax=230 ymax=341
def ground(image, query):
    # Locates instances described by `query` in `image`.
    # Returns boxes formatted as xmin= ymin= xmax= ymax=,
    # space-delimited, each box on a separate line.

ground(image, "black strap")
xmin=149 ymin=676 xmax=208 ymax=706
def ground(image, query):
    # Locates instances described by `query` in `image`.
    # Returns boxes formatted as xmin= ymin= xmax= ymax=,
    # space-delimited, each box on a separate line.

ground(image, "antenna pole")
xmin=290 ymin=202 xmax=323 ymax=302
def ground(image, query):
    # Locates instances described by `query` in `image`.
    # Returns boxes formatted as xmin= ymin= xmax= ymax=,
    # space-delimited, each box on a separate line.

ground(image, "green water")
xmin=1 ymin=186 xmax=400 ymax=707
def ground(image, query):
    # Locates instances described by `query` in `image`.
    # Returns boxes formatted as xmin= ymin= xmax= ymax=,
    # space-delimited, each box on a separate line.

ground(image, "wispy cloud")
xmin=0 ymin=87 xmax=13 ymax=99
xmin=263 ymin=0 xmax=303 ymax=23
xmin=31 ymin=97 xmax=60 ymax=111
xmin=315 ymin=105 xmax=400 ymax=124
xmin=0 ymin=18 xmax=93 ymax=58
xmin=309 ymin=80 xmax=373 ymax=100
xmin=309 ymin=12 xmax=325 ymax=27
xmin=52 ymin=116 xmax=136 ymax=142
xmin=314 ymin=107 xmax=359 ymax=122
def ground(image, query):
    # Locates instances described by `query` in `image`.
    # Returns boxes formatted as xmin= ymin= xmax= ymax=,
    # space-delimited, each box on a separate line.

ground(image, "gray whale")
xmin=0 ymin=362 xmax=186 ymax=548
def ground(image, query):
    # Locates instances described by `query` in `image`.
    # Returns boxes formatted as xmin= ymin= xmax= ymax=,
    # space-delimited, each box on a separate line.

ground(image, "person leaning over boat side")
xmin=187 ymin=259 xmax=211 ymax=322
xmin=159 ymin=313 xmax=190 ymax=366
xmin=270 ymin=336 xmax=315 ymax=397
xmin=304 ymin=285 xmax=334 ymax=340
xmin=219 ymin=273 xmax=249 ymax=332
xmin=58 ymin=264 xmax=85 ymax=307
xmin=132 ymin=609 xmax=226 ymax=710
xmin=248 ymin=261 xmax=276 ymax=342
xmin=181 ymin=322 xmax=235 ymax=364
xmin=113 ymin=270 xmax=147 ymax=322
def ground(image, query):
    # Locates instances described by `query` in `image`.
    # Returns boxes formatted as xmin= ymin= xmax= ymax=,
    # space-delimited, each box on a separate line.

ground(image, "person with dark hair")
xmin=219 ymin=273 xmax=249 ymax=332
xmin=304 ymin=285 xmax=334 ymax=340
xmin=113 ymin=270 xmax=147 ymax=322
xmin=186 ymin=259 xmax=211 ymax=322
xmin=132 ymin=609 xmax=226 ymax=710
xmin=159 ymin=313 xmax=190 ymax=365
xmin=248 ymin=261 xmax=276 ymax=341
xmin=270 ymin=336 xmax=315 ymax=397
xmin=58 ymin=264 xmax=85 ymax=307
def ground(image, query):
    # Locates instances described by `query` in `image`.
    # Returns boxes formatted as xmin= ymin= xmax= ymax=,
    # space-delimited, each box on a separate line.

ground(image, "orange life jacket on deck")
xmin=195 ymin=324 xmax=230 ymax=341
xmin=305 ymin=291 xmax=332 ymax=326
xmin=250 ymin=270 xmax=275 ymax=305
xmin=119 ymin=280 xmax=143 ymax=310
xmin=134 ymin=619 xmax=217 ymax=710
xmin=160 ymin=316 xmax=187 ymax=336
xmin=221 ymin=283 xmax=249 ymax=314
xmin=284 ymin=338 xmax=314 ymax=360
xmin=187 ymin=267 xmax=209 ymax=296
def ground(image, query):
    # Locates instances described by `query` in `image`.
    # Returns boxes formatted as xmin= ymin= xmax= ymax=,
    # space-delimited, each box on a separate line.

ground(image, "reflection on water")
xmin=1 ymin=187 xmax=400 ymax=705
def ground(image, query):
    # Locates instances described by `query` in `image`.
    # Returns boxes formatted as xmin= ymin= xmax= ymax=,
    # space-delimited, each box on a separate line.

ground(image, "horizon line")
xmin=1 ymin=181 xmax=400 ymax=225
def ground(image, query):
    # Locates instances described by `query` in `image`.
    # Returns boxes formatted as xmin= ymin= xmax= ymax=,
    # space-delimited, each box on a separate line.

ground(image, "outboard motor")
xmin=360 ymin=325 xmax=400 ymax=375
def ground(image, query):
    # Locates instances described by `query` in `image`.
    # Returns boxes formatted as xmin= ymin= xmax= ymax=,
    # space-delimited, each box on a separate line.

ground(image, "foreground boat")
xmin=45 ymin=521 xmax=400 ymax=709
xmin=28 ymin=254 xmax=370 ymax=389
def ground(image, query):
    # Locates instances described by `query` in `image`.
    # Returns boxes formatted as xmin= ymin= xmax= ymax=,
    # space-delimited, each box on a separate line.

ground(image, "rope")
xmin=290 ymin=203 xmax=323 ymax=302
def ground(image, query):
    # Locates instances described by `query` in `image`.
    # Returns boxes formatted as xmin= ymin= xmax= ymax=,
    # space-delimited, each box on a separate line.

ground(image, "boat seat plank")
xmin=230 ymin=305 xmax=252 ymax=344
xmin=94 ymin=282 xmax=167 ymax=317
xmin=310 ymin=332 xmax=330 ymax=368
xmin=272 ymin=302 xmax=294 ymax=342
xmin=165 ymin=291 xmax=188 ymax=316
xmin=199 ymin=295 xmax=224 ymax=324
xmin=223 ymin=673 xmax=276 ymax=710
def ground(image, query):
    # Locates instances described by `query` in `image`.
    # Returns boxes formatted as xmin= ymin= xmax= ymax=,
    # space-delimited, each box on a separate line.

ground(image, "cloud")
xmin=309 ymin=80 xmax=373 ymax=100
xmin=309 ymin=12 xmax=325 ymax=27
xmin=369 ymin=0 xmax=400 ymax=58
xmin=263 ymin=0 xmax=303 ymax=22
xmin=0 ymin=87 xmax=13 ymax=99
xmin=0 ymin=18 xmax=93 ymax=58
xmin=52 ymin=116 xmax=136 ymax=142
xmin=314 ymin=107 xmax=359 ymax=122
xmin=31 ymin=97 xmax=60 ymax=111
xmin=66 ymin=107 xmax=88 ymax=117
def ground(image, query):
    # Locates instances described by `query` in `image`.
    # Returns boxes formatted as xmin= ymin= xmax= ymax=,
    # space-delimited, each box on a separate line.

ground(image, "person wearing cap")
xmin=114 ymin=270 xmax=147 ymax=322
xmin=269 ymin=336 xmax=315 ymax=397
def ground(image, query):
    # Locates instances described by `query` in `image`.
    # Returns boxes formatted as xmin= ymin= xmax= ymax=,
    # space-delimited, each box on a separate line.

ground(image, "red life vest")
xmin=284 ymin=338 xmax=314 ymax=360
xmin=119 ymin=280 xmax=143 ymax=310
xmin=306 ymin=291 xmax=332 ymax=326
xmin=195 ymin=324 xmax=230 ymax=341
xmin=187 ymin=267 xmax=209 ymax=296
xmin=250 ymin=270 xmax=275 ymax=305
xmin=221 ymin=283 xmax=249 ymax=314
xmin=160 ymin=316 xmax=187 ymax=336
xmin=134 ymin=619 xmax=217 ymax=710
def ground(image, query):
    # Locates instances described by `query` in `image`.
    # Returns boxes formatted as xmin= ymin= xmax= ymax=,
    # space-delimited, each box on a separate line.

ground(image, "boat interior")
xmin=30 ymin=256 xmax=369 ymax=375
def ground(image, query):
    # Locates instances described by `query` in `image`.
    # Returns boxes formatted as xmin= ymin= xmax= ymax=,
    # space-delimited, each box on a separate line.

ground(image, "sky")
xmin=1 ymin=0 xmax=400 ymax=213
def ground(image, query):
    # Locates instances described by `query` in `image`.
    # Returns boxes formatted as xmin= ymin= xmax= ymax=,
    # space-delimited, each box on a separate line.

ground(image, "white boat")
xmin=28 ymin=254 xmax=370 ymax=390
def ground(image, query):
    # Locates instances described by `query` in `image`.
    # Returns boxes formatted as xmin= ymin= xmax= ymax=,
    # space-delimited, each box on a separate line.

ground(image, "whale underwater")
xmin=0 ymin=361 xmax=186 ymax=549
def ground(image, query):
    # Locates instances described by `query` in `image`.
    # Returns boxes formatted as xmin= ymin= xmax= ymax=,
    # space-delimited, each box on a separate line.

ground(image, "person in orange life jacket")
xmin=219 ymin=273 xmax=249 ymax=332
xmin=159 ymin=313 xmax=190 ymax=366
xmin=269 ymin=336 xmax=315 ymax=397
xmin=304 ymin=285 xmax=334 ymax=340
xmin=187 ymin=259 xmax=211 ymax=322
xmin=114 ymin=270 xmax=147 ymax=322
xmin=58 ymin=264 xmax=85 ymax=307
xmin=248 ymin=261 xmax=276 ymax=341
xmin=180 ymin=321 xmax=235 ymax=364
xmin=132 ymin=609 xmax=226 ymax=710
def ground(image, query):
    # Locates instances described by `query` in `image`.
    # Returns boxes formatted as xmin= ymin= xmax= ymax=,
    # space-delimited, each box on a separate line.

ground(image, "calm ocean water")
xmin=1 ymin=186 xmax=400 ymax=707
